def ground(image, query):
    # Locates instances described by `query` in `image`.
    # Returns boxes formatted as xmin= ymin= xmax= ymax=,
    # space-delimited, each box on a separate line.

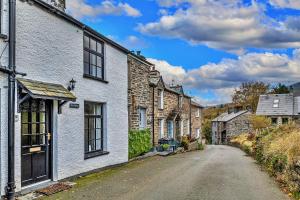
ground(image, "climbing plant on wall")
xmin=129 ymin=129 xmax=152 ymax=159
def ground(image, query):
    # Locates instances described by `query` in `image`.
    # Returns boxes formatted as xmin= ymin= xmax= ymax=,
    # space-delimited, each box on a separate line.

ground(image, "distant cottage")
xmin=212 ymin=107 xmax=252 ymax=144
xmin=256 ymin=93 xmax=300 ymax=125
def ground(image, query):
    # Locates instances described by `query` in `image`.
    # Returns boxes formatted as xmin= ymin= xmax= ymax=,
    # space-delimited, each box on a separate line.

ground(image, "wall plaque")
xmin=69 ymin=103 xmax=80 ymax=109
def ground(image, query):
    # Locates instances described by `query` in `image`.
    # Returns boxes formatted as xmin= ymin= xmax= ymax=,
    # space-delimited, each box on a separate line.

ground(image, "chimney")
xmin=44 ymin=0 xmax=66 ymax=11
xmin=149 ymin=70 xmax=160 ymax=79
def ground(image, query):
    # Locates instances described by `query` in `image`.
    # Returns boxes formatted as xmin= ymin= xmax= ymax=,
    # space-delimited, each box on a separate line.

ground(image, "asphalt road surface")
xmin=44 ymin=145 xmax=290 ymax=200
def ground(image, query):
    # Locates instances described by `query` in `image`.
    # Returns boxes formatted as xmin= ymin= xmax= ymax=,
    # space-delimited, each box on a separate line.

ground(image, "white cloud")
xmin=138 ymin=0 xmax=300 ymax=53
xmin=66 ymin=0 xmax=141 ymax=19
xmin=148 ymin=49 xmax=300 ymax=105
xmin=269 ymin=0 xmax=300 ymax=9
xmin=122 ymin=35 xmax=148 ymax=49
xmin=147 ymin=58 xmax=186 ymax=84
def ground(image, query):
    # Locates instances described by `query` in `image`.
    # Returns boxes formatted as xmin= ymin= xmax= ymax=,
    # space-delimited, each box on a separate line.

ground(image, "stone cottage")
xmin=256 ymin=93 xmax=300 ymax=125
xmin=191 ymin=101 xmax=204 ymax=141
xmin=0 ymin=0 xmax=129 ymax=197
xmin=212 ymin=109 xmax=252 ymax=144
xmin=128 ymin=54 xmax=203 ymax=146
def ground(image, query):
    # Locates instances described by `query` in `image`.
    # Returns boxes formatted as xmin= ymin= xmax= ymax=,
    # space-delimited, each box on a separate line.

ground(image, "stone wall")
xmin=191 ymin=105 xmax=202 ymax=139
xmin=226 ymin=113 xmax=252 ymax=137
xmin=128 ymin=55 xmax=153 ymax=132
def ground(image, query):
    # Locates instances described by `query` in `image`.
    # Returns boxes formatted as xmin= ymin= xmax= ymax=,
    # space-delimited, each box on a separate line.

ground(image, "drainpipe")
xmin=7 ymin=0 xmax=16 ymax=198
xmin=189 ymin=98 xmax=192 ymax=138
xmin=152 ymin=86 xmax=155 ymax=147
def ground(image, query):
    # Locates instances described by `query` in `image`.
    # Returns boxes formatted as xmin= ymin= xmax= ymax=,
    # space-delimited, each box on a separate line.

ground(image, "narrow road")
xmin=44 ymin=145 xmax=290 ymax=200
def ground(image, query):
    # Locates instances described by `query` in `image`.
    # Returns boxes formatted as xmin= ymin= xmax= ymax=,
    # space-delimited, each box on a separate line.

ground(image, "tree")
xmin=270 ymin=83 xmax=290 ymax=94
xmin=232 ymin=82 xmax=269 ymax=112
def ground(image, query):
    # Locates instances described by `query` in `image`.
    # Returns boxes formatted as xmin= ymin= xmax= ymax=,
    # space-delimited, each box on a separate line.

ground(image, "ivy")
xmin=129 ymin=129 xmax=152 ymax=159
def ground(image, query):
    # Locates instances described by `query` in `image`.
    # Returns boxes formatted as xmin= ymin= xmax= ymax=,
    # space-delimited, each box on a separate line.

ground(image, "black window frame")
xmin=84 ymin=101 xmax=108 ymax=159
xmin=83 ymin=33 xmax=106 ymax=83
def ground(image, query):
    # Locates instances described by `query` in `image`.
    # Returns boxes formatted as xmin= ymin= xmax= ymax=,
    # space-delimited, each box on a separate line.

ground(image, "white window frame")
xmin=273 ymin=99 xmax=279 ymax=108
xmin=196 ymin=128 xmax=200 ymax=138
xmin=167 ymin=120 xmax=174 ymax=138
xmin=196 ymin=108 xmax=200 ymax=117
xmin=159 ymin=119 xmax=164 ymax=138
xmin=158 ymin=89 xmax=164 ymax=109
xmin=179 ymin=96 xmax=183 ymax=108
xmin=139 ymin=107 xmax=147 ymax=130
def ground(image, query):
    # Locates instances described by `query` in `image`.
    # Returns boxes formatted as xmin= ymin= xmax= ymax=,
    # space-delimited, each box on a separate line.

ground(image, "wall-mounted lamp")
xmin=68 ymin=78 xmax=76 ymax=91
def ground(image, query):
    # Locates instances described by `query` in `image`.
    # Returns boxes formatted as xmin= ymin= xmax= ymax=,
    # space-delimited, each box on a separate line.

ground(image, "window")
xmin=84 ymin=34 xmax=105 ymax=80
xmin=179 ymin=96 xmax=183 ymax=108
xmin=158 ymin=89 xmax=164 ymax=109
xmin=84 ymin=102 xmax=106 ymax=159
xmin=196 ymin=128 xmax=201 ymax=138
xmin=282 ymin=118 xmax=289 ymax=124
xmin=167 ymin=121 xmax=174 ymax=138
xmin=271 ymin=118 xmax=278 ymax=125
xmin=273 ymin=99 xmax=279 ymax=108
xmin=158 ymin=119 xmax=164 ymax=138
xmin=139 ymin=108 xmax=147 ymax=130
xmin=196 ymin=108 xmax=200 ymax=118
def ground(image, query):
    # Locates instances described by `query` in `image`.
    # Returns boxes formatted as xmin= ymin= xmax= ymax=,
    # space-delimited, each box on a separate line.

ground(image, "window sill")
xmin=83 ymin=74 xmax=109 ymax=84
xmin=84 ymin=151 xmax=109 ymax=160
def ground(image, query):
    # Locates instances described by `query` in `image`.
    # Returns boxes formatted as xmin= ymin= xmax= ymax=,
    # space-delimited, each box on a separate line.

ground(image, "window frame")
xmin=179 ymin=96 xmax=183 ymax=108
xmin=167 ymin=120 xmax=174 ymax=138
xmin=196 ymin=108 xmax=200 ymax=118
xmin=84 ymin=101 xmax=108 ymax=159
xmin=138 ymin=107 xmax=147 ymax=130
xmin=158 ymin=89 xmax=164 ymax=110
xmin=273 ymin=99 xmax=279 ymax=108
xmin=158 ymin=119 xmax=164 ymax=138
xmin=83 ymin=33 xmax=106 ymax=82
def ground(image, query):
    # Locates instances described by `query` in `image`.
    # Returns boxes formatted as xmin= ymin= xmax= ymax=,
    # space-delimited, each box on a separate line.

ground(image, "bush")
xmin=181 ymin=135 xmax=190 ymax=150
xmin=197 ymin=142 xmax=205 ymax=150
xmin=162 ymin=144 xmax=170 ymax=151
xmin=129 ymin=129 xmax=152 ymax=159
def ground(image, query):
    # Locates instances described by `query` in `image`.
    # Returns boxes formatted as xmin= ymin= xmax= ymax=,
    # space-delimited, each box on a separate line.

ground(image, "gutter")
xmin=7 ymin=0 xmax=16 ymax=198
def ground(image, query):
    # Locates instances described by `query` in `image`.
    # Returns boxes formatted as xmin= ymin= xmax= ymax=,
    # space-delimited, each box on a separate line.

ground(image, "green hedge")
xmin=129 ymin=129 xmax=152 ymax=159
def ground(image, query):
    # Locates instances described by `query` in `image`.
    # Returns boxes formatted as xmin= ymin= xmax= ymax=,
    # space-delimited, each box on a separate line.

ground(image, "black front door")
xmin=21 ymin=99 xmax=52 ymax=186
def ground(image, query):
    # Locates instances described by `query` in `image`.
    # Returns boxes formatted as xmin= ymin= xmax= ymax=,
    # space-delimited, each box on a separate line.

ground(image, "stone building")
xmin=128 ymin=55 xmax=203 ymax=146
xmin=256 ymin=94 xmax=300 ymax=126
xmin=191 ymin=101 xmax=204 ymax=140
xmin=212 ymin=110 xmax=252 ymax=144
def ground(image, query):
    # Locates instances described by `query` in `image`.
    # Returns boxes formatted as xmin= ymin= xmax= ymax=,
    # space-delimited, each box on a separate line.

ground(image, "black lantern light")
xmin=68 ymin=78 xmax=76 ymax=91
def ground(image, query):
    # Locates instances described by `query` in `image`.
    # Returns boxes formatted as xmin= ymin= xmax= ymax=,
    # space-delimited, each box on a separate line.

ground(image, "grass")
xmin=230 ymin=124 xmax=300 ymax=199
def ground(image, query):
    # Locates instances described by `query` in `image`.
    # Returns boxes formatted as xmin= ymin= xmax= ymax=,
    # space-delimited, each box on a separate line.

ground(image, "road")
xmin=44 ymin=145 xmax=290 ymax=200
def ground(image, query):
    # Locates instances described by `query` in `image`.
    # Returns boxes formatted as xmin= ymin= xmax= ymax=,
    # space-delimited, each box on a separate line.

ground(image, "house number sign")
xmin=69 ymin=103 xmax=80 ymax=109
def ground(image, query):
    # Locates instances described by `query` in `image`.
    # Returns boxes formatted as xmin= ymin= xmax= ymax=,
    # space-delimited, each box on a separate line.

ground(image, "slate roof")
xmin=212 ymin=110 xmax=249 ymax=122
xmin=191 ymin=101 xmax=204 ymax=108
xmin=256 ymin=94 xmax=298 ymax=116
xmin=18 ymin=78 xmax=76 ymax=101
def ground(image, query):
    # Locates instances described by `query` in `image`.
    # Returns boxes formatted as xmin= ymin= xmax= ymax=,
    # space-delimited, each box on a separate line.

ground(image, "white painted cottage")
xmin=0 ymin=0 xmax=129 ymax=197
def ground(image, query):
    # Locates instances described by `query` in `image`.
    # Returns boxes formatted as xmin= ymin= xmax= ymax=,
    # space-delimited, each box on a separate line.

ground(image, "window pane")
xmin=21 ymin=124 xmax=28 ymax=135
xmin=96 ymin=67 xmax=102 ymax=79
xmin=40 ymin=123 xmax=45 ymax=133
xmin=90 ymin=54 xmax=96 ymax=65
xmin=96 ymin=139 xmax=101 ymax=150
xmin=96 ymin=118 xmax=101 ymax=129
xmin=84 ymin=62 xmax=89 ymax=75
xmin=21 ymin=112 xmax=28 ymax=123
xmin=84 ymin=35 xmax=89 ymax=48
xmin=84 ymin=50 xmax=89 ymax=63
xmin=32 ymin=112 xmax=37 ymax=123
xmin=91 ymin=65 xmax=97 ymax=77
xmin=96 ymin=129 xmax=101 ymax=139
xmin=90 ymin=38 xmax=97 ymax=51
xmin=95 ymin=105 xmax=102 ymax=115
xmin=40 ymin=113 xmax=45 ymax=123
xmin=97 ymin=42 xmax=103 ymax=54
xmin=96 ymin=56 xmax=102 ymax=67
xmin=32 ymin=124 xmax=37 ymax=135
xmin=84 ymin=103 xmax=94 ymax=115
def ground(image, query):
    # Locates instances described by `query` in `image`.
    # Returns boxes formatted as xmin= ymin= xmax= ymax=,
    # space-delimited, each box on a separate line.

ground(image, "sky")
xmin=66 ymin=0 xmax=300 ymax=106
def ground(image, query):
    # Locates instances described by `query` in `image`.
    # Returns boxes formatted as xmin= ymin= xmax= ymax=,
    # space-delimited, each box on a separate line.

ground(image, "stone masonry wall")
xmin=128 ymin=55 xmax=153 ymax=132
xmin=226 ymin=113 xmax=252 ymax=138
xmin=191 ymin=105 xmax=202 ymax=139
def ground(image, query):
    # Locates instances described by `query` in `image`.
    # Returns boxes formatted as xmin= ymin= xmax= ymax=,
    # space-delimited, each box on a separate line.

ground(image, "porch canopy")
xmin=17 ymin=78 xmax=76 ymax=102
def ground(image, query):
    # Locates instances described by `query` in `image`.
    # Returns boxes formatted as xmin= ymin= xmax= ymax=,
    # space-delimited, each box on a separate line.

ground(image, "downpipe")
xmin=6 ymin=0 xmax=17 ymax=198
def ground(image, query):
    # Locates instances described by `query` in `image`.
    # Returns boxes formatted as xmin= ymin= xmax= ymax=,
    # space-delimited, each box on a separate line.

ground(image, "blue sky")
xmin=67 ymin=0 xmax=300 ymax=105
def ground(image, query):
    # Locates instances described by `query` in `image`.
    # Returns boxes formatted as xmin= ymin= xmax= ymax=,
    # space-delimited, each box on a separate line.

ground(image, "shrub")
xmin=249 ymin=115 xmax=271 ymax=130
xmin=128 ymin=129 xmax=152 ymax=159
xmin=181 ymin=135 xmax=190 ymax=150
xmin=197 ymin=142 xmax=205 ymax=150
xmin=162 ymin=144 xmax=170 ymax=151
